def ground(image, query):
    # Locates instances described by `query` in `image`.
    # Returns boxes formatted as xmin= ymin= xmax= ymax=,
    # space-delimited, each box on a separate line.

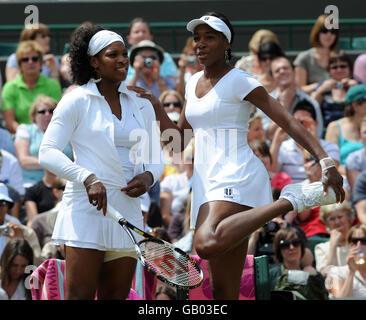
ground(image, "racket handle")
xmin=106 ymin=205 xmax=123 ymax=223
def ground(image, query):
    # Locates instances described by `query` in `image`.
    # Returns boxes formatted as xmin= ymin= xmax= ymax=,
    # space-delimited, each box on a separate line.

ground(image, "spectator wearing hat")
xmin=325 ymin=84 xmax=366 ymax=175
xmin=128 ymin=40 xmax=176 ymax=98
xmin=125 ymin=17 xmax=179 ymax=83
xmin=0 ymin=183 xmax=41 ymax=264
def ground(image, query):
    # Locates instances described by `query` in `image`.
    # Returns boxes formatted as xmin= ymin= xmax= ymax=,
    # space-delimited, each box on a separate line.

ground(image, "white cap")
xmin=186 ymin=15 xmax=232 ymax=43
xmin=0 ymin=183 xmax=13 ymax=204
xmin=87 ymin=30 xmax=125 ymax=56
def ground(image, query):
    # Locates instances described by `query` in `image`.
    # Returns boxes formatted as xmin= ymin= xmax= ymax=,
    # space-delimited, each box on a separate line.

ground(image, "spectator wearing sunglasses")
xmin=5 ymin=23 xmax=60 ymax=83
xmin=2 ymin=41 xmax=62 ymax=134
xmin=315 ymin=202 xmax=355 ymax=277
xmin=326 ymin=224 xmax=366 ymax=298
xmin=294 ymin=14 xmax=339 ymax=95
xmin=256 ymin=41 xmax=285 ymax=93
xmin=311 ymin=51 xmax=358 ymax=128
xmin=128 ymin=40 xmax=176 ymax=98
xmin=14 ymin=95 xmax=72 ymax=188
xmin=159 ymin=90 xmax=187 ymax=180
xmin=270 ymin=226 xmax=328 ymax=299
xmin=325 ymin=84 xmax=366 ymax=176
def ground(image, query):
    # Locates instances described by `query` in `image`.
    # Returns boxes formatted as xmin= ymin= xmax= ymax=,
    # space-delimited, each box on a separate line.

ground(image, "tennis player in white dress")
xmin=129 ymin=12 xmax=345 ymax=299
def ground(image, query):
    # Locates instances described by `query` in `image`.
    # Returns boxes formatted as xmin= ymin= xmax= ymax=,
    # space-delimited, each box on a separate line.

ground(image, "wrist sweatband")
xmin=319 ymin=157 xmax=335 ymax=171
xmin=86 ymin=179 xmax=101 ymax=188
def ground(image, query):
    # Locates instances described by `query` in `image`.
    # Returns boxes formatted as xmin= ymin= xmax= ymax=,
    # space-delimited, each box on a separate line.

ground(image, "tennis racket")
xmin=107 ymin=205 xmax=203 ymax=290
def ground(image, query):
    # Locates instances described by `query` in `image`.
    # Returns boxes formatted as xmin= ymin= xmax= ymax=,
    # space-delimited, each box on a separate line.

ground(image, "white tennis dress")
xmin=185 ymin=68 xmax=273 ymax=228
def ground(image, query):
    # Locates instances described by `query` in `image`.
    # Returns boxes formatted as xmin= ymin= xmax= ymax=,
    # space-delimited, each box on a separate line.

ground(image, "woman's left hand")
xmin=121 ymin=172 xmax=153 ymax=198
xmin=322 ymin=166 xmax=345 ymax=203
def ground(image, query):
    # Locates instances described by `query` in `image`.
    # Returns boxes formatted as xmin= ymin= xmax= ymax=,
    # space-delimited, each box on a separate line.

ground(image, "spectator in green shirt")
xmin=2 ymin=40 xmax=61 ymax=134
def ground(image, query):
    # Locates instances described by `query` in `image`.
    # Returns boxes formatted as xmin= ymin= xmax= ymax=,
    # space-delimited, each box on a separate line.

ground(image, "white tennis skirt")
xmin=52 ymin=187 xmax=143 ymax=251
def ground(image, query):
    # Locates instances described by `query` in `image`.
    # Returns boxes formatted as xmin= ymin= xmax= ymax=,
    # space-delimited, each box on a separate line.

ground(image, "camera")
xmin=263 ymin=221 xmax=280 ymax=234
xmin=334 ymin=82 xmax=344 ymax=89
xmin=144 ymin=57 xmax=154 ymax=68
xmin=185 ymin=55 xmax=196 ymax=65
xmin=0 ymin=225 xmax=10 ymax=236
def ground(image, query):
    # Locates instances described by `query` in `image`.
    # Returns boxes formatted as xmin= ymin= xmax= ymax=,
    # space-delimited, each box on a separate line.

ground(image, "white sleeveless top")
xmin=184 ymin=68 xmax=273 ymax=228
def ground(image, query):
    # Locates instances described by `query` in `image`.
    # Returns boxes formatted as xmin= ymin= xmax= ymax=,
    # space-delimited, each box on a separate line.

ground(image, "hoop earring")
xmin=224 ymin=50 xmax=229 ymax=62
xmin=91 ymin=68 xmax=102 ymax=83
xmin=91 ymin=77 xmax=102 ymax=83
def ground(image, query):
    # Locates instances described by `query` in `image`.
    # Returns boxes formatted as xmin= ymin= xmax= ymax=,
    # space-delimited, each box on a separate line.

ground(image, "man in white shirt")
xmin=270 ymin=100 xmax=340 ymax=184
xmin=257 ymin=56 xmax=324 ymax=140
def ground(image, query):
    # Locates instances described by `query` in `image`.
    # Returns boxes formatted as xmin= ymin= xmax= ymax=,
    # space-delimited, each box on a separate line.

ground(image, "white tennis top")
xmin=185 ymin=68 xmax=273 ymax=228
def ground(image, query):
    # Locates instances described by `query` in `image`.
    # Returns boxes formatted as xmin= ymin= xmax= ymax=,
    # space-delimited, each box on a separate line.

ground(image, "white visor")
xmin=87 ymin=30 xmax=125 ymax=56
xmin=186 ymin=15 xmax=231 ymax=43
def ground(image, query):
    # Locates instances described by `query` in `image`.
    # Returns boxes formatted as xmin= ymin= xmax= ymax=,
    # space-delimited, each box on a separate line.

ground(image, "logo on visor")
xmin=204 ymin=17 xmax=210 ymax=21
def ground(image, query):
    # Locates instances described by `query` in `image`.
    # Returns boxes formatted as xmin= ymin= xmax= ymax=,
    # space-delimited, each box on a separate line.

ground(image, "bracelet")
xmin=85 ymin=179 xmax=101 ymax=188
xmin=319 ymin=157 xmax=335 ymax=171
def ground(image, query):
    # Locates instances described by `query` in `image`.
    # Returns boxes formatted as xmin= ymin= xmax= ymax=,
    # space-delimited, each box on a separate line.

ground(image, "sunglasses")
xmin=163 ymin=102 xmax=182 ymax=108
xmin=57 ymin=185 xmax=65 ymax=191
xmin=20 ymin=56 xmax=40 ymax=63
xmin=279 ymin=238 xmax=302 ymax=250
xmin=0 ymin=200 xmax=10 ymax=207
xmin=329 ymin=64 xmax=348 ymax=70
xmin=320 ymin=27 xmax=338 ymax=34
xmin=350 ymin=237 xmax=366 ymax=245
xmin=37 ymin=108 xmax=54 ymax=115
xmin=259 ymin=55 xmax=274 ymax=62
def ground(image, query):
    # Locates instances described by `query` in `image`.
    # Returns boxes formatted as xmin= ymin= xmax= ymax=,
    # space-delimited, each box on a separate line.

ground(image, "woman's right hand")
xmin=346 ymin=246 xmax=359 ymax=273
xmin=84 ymin=174 xmax=107 ymax=215
xmin=329 ymin=229 xmax=342 ymax=247
xmin=127 ymin=85 xmax=161 ymax=107
xmin=320 ymin=79 xmax=337 ymax=92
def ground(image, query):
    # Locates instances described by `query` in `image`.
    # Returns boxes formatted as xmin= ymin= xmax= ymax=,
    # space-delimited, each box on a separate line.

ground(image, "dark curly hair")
xmin=204 ymin=11 xmax=234 ymax=61
xmin=69 ymin=22 xmax=104 ymax=85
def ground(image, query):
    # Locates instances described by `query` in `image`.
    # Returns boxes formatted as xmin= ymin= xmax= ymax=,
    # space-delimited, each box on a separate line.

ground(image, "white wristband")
xmin=86 ymin=179 xmax=101 ymax=188
xmin=319 ymin=157 xmax=335 ymax=171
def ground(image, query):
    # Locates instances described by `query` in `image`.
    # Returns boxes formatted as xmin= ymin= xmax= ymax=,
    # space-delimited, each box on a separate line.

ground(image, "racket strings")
xmin=140 ymin=241 xmax=202 ymax=286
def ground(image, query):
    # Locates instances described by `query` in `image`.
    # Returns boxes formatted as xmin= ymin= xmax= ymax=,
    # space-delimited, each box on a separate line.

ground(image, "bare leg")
xmin=97 ymin=257 xmax=137 ymax=300
xmin=208 ymin=238 xmax=248 ymax=299
xmin=65 ymin=246 xmax=104 ymax=300
xmin=194 ymin=199 xmax=292 ymax=259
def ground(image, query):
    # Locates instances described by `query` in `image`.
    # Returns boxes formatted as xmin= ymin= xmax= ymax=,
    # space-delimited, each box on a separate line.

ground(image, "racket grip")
xmin=106 ymin=205 xmax=123 ymax=223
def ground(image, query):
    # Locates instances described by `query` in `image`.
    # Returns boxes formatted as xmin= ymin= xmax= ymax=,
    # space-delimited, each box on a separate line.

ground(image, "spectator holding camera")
xmin=311 ymin=51 xmax=358 ymax=128
xmin=128 ymin=40 xmax=176 ymax=98
xmin=0 ymin=183 xmax=41 ymax=264
xmin=315 ymin=202 xmax=355 ymax=277
xmin=126 ymin=17 xmax=179 ymax=83
xmin=176 ymin=36 xmax=203 ymax=97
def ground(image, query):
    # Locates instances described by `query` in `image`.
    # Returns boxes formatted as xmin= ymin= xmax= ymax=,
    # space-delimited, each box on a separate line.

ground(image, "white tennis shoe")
xmin=279 ymin=181 xmax=337 ymax=212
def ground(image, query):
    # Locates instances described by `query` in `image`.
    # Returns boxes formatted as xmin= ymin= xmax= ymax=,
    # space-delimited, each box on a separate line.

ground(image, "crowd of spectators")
xmin=0 ymin=13 xmax=366 ymax=300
